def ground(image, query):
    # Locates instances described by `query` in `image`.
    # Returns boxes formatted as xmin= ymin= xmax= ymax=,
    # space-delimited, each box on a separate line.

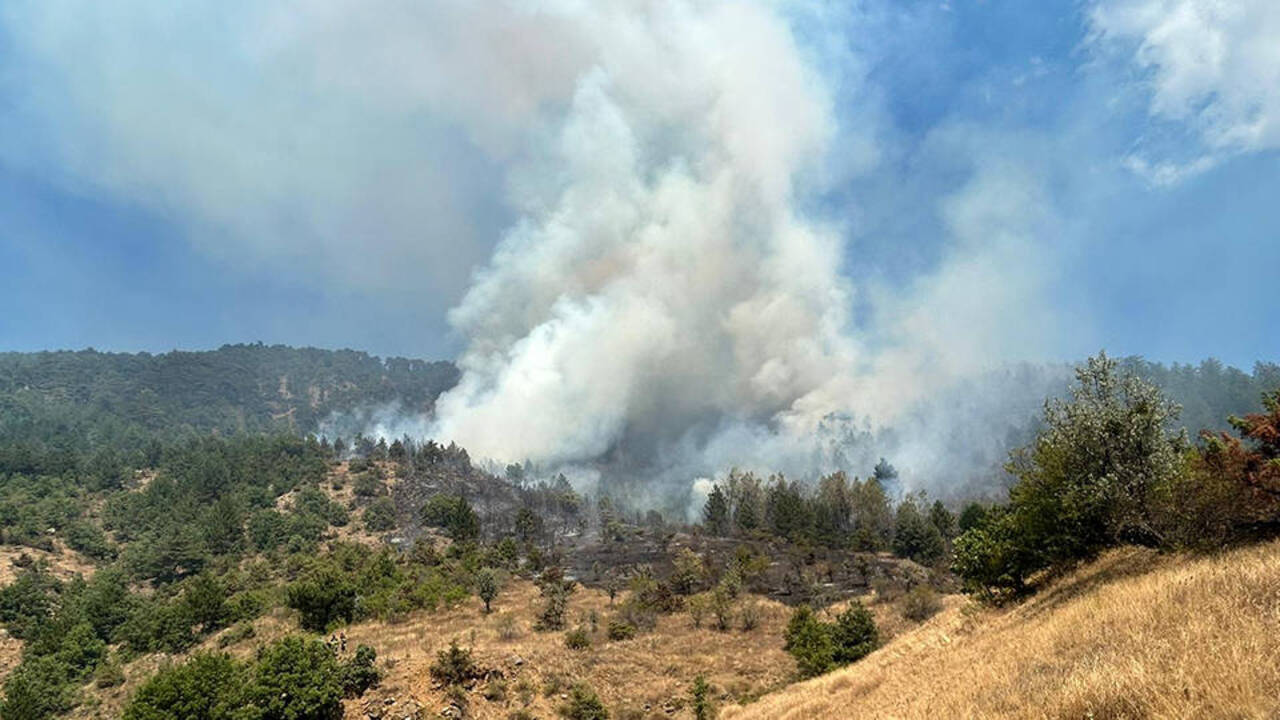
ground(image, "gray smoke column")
xmin=432 ymin=1 xmax=894 ymax=475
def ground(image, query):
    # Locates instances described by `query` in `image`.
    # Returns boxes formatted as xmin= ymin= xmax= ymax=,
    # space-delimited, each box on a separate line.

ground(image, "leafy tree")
xmin=286 ymin=567 xmax=357 ymax=632
xmin=954 ymin=352 xmax=1187 ymax=596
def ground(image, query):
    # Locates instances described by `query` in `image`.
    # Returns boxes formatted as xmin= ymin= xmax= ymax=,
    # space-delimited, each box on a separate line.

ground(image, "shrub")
xmin=484 ymin=678 xmax=509 ymax=702
xmin=341 ymin=644 xmax=381 ymax=697
xmin=496 ymin=613 xmax=521 ymax=641
xmin=94 ymin=658 xmax=126 ymax=688
xmin=830 ymin=602 xmax=878 ymax=665
xmin=783 ymin=603 xmax=878 ymax=678
xmin=687 ymin=593 xmax=711 ymax=629
xmin=670 ymin=548 xmax=706 ymax=595
xmin=363 ymin=497 xmax=396 ymax=531
xmin=421 ymin=494 xmax=480 ymax=541
xmin=783 ymin=606 xmax=834 ymax=678
xmin=564 ymin=627 xmax=592 ymax=650
xmin=560 ymin=683 xmax=609 ymax=720
xmin=246 ymin=636 xmax=345 ymax=720
xmin=606 ymin=620 xmax=637 ymax=641
xmin=122 ymin=653 xmax=246 ymax=720
xmin=430 ymin=641 xmax=483 ymax=686
xmin=690 ymin=675 xmax=713 ymax=720
xmin=217 ymin=622 xmax=256 ymax=648
xmin=900 ymin=585 xmax=942 ymax=622
xmin=353 ymin=474 xmax=386 ymax=498
xmin=738 ymin=600 xmax=761 ymax=632
xmin=534 ymin=569 xmax=575 ymax=631
xmin=710 ymin=585 xmax=734 ymax=632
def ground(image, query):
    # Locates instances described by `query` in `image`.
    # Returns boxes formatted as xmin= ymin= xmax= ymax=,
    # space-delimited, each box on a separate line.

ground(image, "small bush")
xmin=430 ymin=640 xmax=483 ymax=686
xmin=94 ymin=660 xmax=125 ymax=688
xmin=900 ymin=585 xmax=942 ymax=622
xmin=363 ymin=497 xmax=396 ymax=531
xmin=341 ymin=644 xmax=381 ymax=697
xmin=690 ymin=675 xmax=713 ymax=720
xmin=564 ymin=627 xmax=592 ymax=650
xmin=559 ymin=682 xmax=609 ymax=720
xmin=830 ymin=602 xmax=878 ymax=665
xmin=606 ymin=620 xmax=636 ymax=641
xmin=217 ymin=622 xmax=256 ymax=648
xmin=783 ymin=606 xmax=834 ymax=678
xmin=738 ymin=601 xmax=761 ymax=632
xmin=496 ymin=613 xmax=521 ymax=641
xmin=484 ymin=678 xmax=509 ymax=702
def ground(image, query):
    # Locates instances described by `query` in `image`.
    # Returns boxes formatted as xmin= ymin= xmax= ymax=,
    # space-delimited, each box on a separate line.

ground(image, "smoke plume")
xmin=425 ymin=1 xmax=1063 ymax=495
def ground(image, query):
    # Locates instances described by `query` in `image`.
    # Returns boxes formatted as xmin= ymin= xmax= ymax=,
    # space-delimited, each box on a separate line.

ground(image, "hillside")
xmin=0 ymin=345 xmax=457 ymax=450
xmin=726 ymin=540 xmax=1280 ymax=719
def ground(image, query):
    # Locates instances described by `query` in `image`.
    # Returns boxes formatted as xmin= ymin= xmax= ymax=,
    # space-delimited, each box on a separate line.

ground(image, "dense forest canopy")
xmin=0 ymin=344 xmax=458 ymax=452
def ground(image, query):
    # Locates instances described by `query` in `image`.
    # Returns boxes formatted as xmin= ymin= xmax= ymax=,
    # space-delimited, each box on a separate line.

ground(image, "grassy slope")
xmin=726 ymin=540 xmax=1280 ymax=720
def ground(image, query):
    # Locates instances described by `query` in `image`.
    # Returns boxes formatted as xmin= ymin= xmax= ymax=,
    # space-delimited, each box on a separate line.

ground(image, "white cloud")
xmin=1090 ymin=0 xmax=1280 ymax=181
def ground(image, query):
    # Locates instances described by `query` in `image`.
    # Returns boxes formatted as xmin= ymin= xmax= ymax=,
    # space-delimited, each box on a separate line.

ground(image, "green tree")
xmin=702 ymin=485 xmax=730 ymax=536
xmin=476 ymin=567 xmax=500 ymax=614
xmin=122 ymin=653 xmax=246 ymax=720
xmin=421 ymin=494 xmax=480 ymax=542
xmin=893 ymin=497 xmax=945 ymax=565
xmin=246 ymin=636 xmax=344 ymax=720
xmin=929 ymin=501 xmax=956 ymax=540
xmin=286 ymin=567 xmax=356 ymax=632
xmin=954 ymin=352 xmax=1187 ymax=596
xmin=829 ymin=602 xmax=878 ymax=664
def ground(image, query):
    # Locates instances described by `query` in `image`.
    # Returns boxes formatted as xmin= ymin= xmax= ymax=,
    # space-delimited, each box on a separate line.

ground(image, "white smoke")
xmin=1 ymin=0 xmax=1070 ymax=495
xmin=426 ymin=2 xmax=1065 ymax=493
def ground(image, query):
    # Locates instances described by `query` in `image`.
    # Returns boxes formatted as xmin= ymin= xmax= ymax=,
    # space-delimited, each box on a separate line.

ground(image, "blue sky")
xmin=0 ymin=0 xmax=1276 ymax=369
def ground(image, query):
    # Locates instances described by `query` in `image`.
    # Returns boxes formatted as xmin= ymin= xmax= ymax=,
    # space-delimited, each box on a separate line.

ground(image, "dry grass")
xmin=726 ymin=539 xmax=1280 ymax=720
xmin=68 ymin=582 xmax=802 ymax=720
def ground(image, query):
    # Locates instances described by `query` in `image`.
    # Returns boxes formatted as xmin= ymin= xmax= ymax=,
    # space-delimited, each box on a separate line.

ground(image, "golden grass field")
xmin=725 ymin=539 xmax=1280 ymax=720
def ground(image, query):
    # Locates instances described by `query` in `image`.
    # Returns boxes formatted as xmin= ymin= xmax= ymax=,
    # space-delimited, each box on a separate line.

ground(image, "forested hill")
xmin=0 ymin=344 xmax=1275 ymax=456
xmin=0 ymin=344 xmax=457 ymax=451
xmin=1116 ymin=356 xmax=1280 ymax=437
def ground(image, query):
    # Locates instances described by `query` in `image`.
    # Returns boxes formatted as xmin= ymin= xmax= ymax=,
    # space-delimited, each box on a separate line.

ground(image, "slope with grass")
xmin=727 ymin=540 xmax=1280 ymax=720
